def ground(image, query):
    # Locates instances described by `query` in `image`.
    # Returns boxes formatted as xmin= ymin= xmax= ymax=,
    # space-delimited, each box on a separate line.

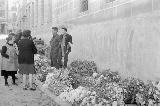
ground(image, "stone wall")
xmin=31 ymin=0 xmax=160 ymax=81
xmin=69 ymin=10 xmax=160 ymax=81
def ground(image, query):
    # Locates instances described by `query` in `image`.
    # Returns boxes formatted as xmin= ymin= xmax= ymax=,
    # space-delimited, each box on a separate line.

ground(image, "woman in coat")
xmin=1 ymin=33 xmax=18 ymax=86
xmin=18 ymin=30 xmax=37 ymax=90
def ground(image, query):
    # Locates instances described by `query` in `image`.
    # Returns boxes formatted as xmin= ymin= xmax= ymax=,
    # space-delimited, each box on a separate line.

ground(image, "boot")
xmin=4 ymin=77 xmax=9 ymax=86
xmin=12 ymin=75 xmax=18 ymax=85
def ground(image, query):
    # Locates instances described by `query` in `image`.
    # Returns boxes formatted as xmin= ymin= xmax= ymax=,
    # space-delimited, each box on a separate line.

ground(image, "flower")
xmin=93 ymin=73 xmax=98 ymax=78
xmin=59 ymin=86 xmax=89 ymax=103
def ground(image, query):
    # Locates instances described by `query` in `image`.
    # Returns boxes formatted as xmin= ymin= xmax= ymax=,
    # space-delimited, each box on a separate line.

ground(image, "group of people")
xmin=0 ymin=26 xmax=72 ymax=91
xmin=50 ymin=27 xmax=73 ymax=69
xmin=1 ymin=30 xmax=37 ymax=90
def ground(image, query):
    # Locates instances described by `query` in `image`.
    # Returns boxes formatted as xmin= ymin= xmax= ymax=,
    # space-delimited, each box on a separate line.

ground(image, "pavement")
xmin=0 ymin=35 xmax=57 ymax=106
xmin=0 ymin=76 xmax=54 ymax=106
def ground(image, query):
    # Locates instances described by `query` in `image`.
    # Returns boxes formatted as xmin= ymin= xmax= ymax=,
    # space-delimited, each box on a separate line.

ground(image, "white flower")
xmin=93 ymin=73 xmax=98 ymax=78
xmin=59 ymin=86 xmax=89 ymax=103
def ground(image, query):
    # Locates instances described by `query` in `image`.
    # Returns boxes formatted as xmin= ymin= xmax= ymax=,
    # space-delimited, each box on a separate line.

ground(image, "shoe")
xmin=23 ymin=87 xmax=27 ymax=90
xmin=23 ymin=85 xmax=28 ymax=90
xmin=15 ymin=77 xmax=18 ymax=80
xmin=13 ymin=83 xmax=18 ymax=86
xmin=29 ymin=88 xmax=36 ymax=91
xmin=5 ymin=83 xmax=9 ymax=86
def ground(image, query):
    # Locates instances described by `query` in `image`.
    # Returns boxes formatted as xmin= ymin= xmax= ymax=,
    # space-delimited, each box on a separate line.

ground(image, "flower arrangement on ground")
xmin=34 ymin=56 xmax=160 ymax=106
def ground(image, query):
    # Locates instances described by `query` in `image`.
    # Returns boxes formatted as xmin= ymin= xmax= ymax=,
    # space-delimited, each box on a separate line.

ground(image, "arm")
xmin=69 ymin=35 xmax=73 ymax=45
xmin=59 ymin=35 xmax=65 ymax=57
xmin=1 ymin=46 xmax=9 ymax=58
xmin=67 ymin=35 xmax=72 ymax=53
xmin=13 ymin=43 xmax=19 ymax=55
xmin=61 ymin=41 xmax=65 ymax=57
xmin=32 ymin=41 xmax=37 ymax=54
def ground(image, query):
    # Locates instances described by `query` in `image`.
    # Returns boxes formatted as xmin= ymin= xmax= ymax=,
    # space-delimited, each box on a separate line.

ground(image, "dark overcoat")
xmin=18 ymin=39 xmax=37 ymax=64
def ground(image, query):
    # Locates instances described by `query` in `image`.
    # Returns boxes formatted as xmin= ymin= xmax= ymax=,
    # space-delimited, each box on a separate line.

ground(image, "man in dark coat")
xmin=50 ymin=27 xmax=61 ymax=69
xmin=60 ymin=27 xmax=73 ymax=68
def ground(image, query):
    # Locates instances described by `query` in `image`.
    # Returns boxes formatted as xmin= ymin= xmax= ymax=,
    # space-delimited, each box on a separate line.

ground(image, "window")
xmin=80 ymin=0 xmax=88 ymax=12
xmin=12 ymin=13 xmax=17 ymax=21
xmin=0 ymin=10 xmax=5 ymax=17
xmin=0 ymin=1 xmax=5 ymax=8
xmin=105 ymin=0 xmax=115 ymax=3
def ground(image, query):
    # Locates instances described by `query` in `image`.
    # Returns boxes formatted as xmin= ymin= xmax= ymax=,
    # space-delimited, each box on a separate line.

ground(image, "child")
xmin=1 ymin=33 xmax=18 ymax=86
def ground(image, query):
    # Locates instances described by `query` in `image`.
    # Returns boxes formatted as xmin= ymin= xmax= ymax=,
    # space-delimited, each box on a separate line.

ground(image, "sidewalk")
xmin=0 ymin=77 xmax=52 ymax=106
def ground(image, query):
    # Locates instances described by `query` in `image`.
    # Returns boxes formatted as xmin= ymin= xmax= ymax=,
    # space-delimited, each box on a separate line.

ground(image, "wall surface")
xmin=69 ymin=10 xmax=160 ymax=81
xmin=20 ymin=0 xmax=160 ymax=81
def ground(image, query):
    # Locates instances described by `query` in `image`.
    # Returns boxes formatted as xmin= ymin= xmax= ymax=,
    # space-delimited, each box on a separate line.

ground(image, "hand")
xmin=62 ymin=57 xmax=64 ymax=61
xmin=62 ymin=57 xmax=64 ymax=63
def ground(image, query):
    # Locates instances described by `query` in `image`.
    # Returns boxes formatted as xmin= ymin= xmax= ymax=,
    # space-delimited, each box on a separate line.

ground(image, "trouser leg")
xmin=57 ymin=54 xmax=62 ymax=69
xmin=29 ymin=74 xmax=33 ymax=88
xmin=51 ymin=55 xmax=59 ymax=69
xmin=64 ymin=53 xmax=69 ymax=68
xmin=12 ymin=74 xmax=16 ymax=84
xmin=4 ymin=71 xmax=8 ymax=84
xmin=23 ymin=74 xmax=27 ymax=88
xmin=57 ymin=58 xmax=62 ymax=69
xmin=4 ymin=76 xmax=8 ymax=84
xmin=57 ymin=50 xmax=62 ymax=69
xmin=50 ymin=55 xmax=54 ymax=67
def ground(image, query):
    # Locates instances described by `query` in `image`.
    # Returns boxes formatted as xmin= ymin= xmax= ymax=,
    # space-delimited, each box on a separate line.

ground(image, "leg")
xmin=50 ymin=55 xmax=53 ymax=67
xmin=23 ymin=74 xmax=27 ymax=89
xmin=57 ymin=57 xmax=62 ymax=69
xmin=4 ymin=72 xmax=8 ymax=86
xmin=57 ymin=51 xmax=62 ymax=69
xmin=29 ymin=74 xmax=33 ymax=88
xmin=29 ymin=74 xmax=36 ymax=90
xmin=64 ymin=53 xmax=69 ymax=68
xmin=54 ymin=54 xmax=60 ymax=69
xmin=12 ymin=74 xmax=16 ymax=84
xmin=51 ymin=55 xmax=58 ymax=68
xmin=50 ymin=59 xmax=54 ymax=67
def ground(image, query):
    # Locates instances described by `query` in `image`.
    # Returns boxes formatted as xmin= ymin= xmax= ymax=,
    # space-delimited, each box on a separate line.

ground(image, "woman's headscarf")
xmin=6 ymin=33 xmax=16 ymax=43
xmin=22 ymin=30 xmax=31 ymax=38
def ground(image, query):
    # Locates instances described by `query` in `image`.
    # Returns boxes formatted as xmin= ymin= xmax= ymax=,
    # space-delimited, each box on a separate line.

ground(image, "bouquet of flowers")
xmin=43 ymin=68 xmax=72 ymax=96
xmin=42 ymin=68 xmax=61 ymax=89
xmin=69 ymin=60 xmax=97 ymax=77
xmin=34 ymin=54 xmax=51 ymax=82
xmin=48 ymin=80 xmax=69 ymax=96
xmin=80 ymin=91 xmax=111 ymax=106
xmin=68 ymin=60 xmax=97 ymax=89
xmin=100 ymin=69 xmax=121 ymax=83
xmin=80 ymin=76 xmax=96 ymax=88
xmin=91 ymin=82 xmax=123 ymax=102
xmin=135 ymin=81 xmax=160 ymax=105
xmin=59 ymin=86 xmax=90 ymax=104
xmin=122 ymin=77 xmax=146 ymax=104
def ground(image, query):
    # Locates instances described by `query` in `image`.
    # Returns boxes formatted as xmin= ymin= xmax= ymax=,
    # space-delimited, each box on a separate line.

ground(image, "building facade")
xmin=0 ymin=0 xmax=8 ymax=34
xmin=7 ymin=3 xmax=18 ymax=33
xmin=16 ymin=0 xmax=160 ymax=80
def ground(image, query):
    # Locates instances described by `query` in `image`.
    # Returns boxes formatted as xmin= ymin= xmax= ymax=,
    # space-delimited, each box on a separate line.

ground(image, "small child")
xmin=1 ymin=33 xmax=18 ymax=86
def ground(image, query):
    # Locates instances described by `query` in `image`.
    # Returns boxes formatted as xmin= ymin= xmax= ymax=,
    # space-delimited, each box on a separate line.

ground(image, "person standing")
xmin=1 ymin=33 xmax=18 ymax=86
xmin=14 ymin=30 xmax=22 ymax=45
xmin=60 ymin=27 xmax=73 ymax=68
xmin=14 ymin=30 xmax=23 ymax=80
xmin=18 ymin=30 xmax=37 ymax=90
xmin=50 ymin=27 xmax=61 ymax=69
